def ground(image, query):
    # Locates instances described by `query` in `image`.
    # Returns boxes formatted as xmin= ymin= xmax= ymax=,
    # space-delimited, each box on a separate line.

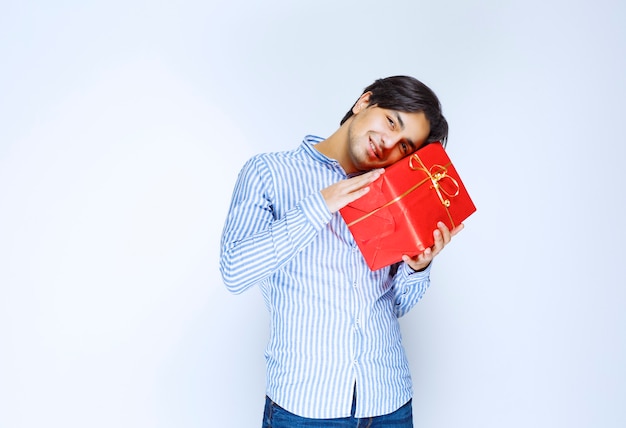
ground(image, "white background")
xmin=1 ymin=1 xmax=625 ymax=427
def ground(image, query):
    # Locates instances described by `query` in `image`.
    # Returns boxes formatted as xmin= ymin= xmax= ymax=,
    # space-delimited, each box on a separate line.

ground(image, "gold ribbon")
xmin=408 ymin=154 xmax=460 ymax=208
xmin=346 ymin=153 xmax=460 ymax=228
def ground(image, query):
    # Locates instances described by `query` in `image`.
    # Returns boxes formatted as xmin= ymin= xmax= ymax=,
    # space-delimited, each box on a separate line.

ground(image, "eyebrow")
xmin=394 ymin=112 xmax=405 ymax=130
xmin=394 ymin=112 xmax=417 ymax=150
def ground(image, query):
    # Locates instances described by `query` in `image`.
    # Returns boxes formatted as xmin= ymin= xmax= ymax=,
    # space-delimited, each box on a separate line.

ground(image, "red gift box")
xmin=339 ymin=142 xmax=476 ymax=270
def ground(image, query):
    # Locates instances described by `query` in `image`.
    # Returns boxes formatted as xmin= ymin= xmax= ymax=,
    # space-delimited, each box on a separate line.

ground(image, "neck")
xmin=314 ymin=123 xmax=354 ymax=173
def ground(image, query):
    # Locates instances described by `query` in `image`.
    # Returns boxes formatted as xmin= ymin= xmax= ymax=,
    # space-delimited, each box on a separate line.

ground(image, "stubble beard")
xmin=346 ymin=123 xmax=372 ymax=173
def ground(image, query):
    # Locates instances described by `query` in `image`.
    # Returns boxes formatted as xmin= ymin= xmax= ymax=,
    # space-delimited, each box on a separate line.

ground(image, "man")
xmin=220 ymin=76 xmax=462 ymax=427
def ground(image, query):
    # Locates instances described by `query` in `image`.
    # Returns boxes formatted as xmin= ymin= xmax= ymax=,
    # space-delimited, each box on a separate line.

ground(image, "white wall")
xmin=1 ymin=1 xmax=624 ymax=427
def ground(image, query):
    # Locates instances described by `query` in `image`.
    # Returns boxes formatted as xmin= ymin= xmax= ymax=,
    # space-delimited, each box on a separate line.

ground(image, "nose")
xmin=381 ymin=133 xmax=400 ymax=149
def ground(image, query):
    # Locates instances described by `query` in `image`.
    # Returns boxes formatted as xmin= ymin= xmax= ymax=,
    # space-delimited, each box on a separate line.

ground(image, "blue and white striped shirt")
xmin=219 ymin=135 xmax=432 ymax=419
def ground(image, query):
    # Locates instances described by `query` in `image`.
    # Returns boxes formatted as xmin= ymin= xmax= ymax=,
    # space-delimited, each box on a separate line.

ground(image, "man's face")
xmin=346 ymin=93 xmax=431 ymax=173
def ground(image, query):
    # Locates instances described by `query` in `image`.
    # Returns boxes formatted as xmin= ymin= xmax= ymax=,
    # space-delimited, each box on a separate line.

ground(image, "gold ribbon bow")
xmin=346 ymin=153 xmax=460 ymax=228
xmin=408 ymin=154 xmax=460 ymax=209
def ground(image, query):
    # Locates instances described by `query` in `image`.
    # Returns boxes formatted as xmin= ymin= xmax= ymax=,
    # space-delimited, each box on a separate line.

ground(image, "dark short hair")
xmin=340 ymin=76 xmax=449 ymax=147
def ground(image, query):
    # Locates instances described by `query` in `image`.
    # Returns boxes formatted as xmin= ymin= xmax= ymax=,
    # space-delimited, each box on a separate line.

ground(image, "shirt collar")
xmin=303 ymin=135 xmax=363 ymax=177
xmin=301 ymin=135 xmax=327 ymax=160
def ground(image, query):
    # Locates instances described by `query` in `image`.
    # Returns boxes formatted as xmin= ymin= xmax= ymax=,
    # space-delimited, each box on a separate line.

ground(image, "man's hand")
xmin=402 ymin=221 xmax=464 ymax=271
xmin=321 ymin=169 xmax=384 ymax=213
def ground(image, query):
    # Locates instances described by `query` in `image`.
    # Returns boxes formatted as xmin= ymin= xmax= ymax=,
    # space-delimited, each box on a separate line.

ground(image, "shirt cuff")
xmin=298 ymin=191 xmax=332 ymax=231
xmin=400 ymin=260 xmax=432 ymax=279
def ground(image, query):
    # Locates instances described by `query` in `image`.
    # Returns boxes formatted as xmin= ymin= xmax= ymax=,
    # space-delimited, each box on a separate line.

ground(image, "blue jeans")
xmin=262 ymin=395 xmax=413 ymax=427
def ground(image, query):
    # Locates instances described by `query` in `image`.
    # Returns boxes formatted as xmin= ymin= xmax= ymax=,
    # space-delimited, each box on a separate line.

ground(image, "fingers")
xmin=322 ymin=168 xmax=384 ymax=213
xmin=402 ymin=250 xmax=433 ymax=271
xmin=434 ymin=221 xmax=465 ymax=247
xmin=450 ymin=223 xmax=465 ymax=238
xmin=402 ymin=221 xmax=464 ymax=271
xmin=426 ymin=223 xmax=443 ymax=259
xmin=342 ymin=169 xmax=383 ymax=199
xmin=350 ymin=168 xmax=384 ymax=191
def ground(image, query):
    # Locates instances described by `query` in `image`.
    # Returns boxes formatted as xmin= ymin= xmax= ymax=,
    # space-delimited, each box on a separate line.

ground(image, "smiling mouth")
xmin=369 ymin=138 xmax=380 ymax=159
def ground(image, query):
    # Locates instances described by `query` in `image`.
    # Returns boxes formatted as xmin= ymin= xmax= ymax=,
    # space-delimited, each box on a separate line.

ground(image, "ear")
xmin=352 ymin=91 xmax=372 ymax=114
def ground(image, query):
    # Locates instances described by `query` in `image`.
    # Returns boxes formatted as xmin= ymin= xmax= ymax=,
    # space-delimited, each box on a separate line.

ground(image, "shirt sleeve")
xmin=219 ymin=155 xmax=332 ymax=294
xmin=392 ymin=262 xmax=432 ymax=317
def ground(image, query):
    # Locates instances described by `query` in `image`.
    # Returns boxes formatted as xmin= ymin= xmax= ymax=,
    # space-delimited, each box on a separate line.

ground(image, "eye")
xmin=387 ymin=116 xmax=395 ymax=129
xmin=400 ymin=142 xmax=408 ymax=154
